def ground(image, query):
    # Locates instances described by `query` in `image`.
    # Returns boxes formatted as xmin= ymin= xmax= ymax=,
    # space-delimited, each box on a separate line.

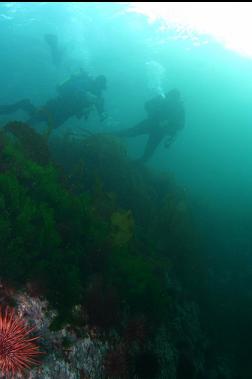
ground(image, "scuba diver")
xmin=115 ymin=89 xmax=185 ymax=163
xmin=0 ymin=70 xmax=107 ymax=131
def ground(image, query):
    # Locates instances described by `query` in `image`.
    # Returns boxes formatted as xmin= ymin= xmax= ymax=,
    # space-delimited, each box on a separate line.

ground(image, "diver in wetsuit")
xmin=0 ymin=70 xmax=107 ymax=130
xmin=116 ymin=89 xmax=185 ymax=163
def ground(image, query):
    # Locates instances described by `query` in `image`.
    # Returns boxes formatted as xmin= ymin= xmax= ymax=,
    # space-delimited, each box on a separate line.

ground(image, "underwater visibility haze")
xmin=0 ymin=2 xmax=252 ymax=378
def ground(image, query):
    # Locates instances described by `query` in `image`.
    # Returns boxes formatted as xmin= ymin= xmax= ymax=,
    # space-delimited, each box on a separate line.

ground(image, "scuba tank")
xmin=57 ymin=70 xmax=92 ymax=97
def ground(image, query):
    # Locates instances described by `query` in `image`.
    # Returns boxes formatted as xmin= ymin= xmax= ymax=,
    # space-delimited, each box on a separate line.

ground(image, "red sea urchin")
xmin=0 ymin=306 xmax=41 ymax=378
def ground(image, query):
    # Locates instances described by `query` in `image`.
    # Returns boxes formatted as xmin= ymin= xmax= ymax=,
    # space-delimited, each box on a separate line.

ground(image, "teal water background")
xmin=1 ymin=3 xmax=252 ymax=365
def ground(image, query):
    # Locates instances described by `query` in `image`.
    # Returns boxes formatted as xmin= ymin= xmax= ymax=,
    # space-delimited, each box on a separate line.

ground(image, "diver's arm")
xmin=164 ymin=133 xmax=176 ymax=148
xmin=164 ymin=122 xmax=184 ymax=149
xmin=160 ymin=120 xmax=177 ymax=148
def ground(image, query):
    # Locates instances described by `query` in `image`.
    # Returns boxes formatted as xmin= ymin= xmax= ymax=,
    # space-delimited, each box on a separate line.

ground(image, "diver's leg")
xmin=44 ymin=34 xmax=62 ymax=66
xmin=24 ymin=103 xmax=47 ymax=129
xmin=28 ymin=99 xmax=62 ymax=137
xmin=140 ymin=130 xmax=164 ymax=163
xmin=27 ymin=114 xmax=44 ymax=128
xmin=0 ymin=99 xmax=36 ymax=117
xmin=115 ymin=119 xmax=152 ymax=138
xmin=27 ymin=99 xmax=56 ymax=128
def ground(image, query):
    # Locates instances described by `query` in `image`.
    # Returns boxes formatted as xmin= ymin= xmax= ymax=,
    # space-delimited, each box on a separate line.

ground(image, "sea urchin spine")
xmin=0 ymin=306 xmax=41 ymax=378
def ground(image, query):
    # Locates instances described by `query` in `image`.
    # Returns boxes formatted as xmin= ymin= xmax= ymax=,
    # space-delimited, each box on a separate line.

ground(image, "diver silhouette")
xmin=115 ymin=89 xmax=185 ymax=162
xmin=0 ymin=70 xmax=107 ymax=132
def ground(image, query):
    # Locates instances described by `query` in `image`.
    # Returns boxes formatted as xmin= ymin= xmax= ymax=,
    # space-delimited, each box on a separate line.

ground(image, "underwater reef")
xmin=0 ymin=122 xmax=235 ymax=378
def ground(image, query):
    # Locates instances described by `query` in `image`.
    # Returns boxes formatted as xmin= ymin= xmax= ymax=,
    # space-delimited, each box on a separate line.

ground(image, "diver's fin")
xmin=0 ymin=99 xmax=35 ymax=116
xmin=44 ymin=33 xmax=58 ymax=49
xmin=44 ymin=33 xmax=63 ymax=66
